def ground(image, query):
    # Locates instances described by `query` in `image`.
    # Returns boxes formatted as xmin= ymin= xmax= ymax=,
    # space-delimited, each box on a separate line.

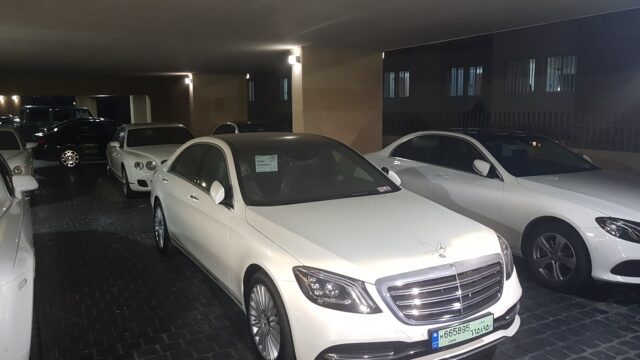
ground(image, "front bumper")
xmin=126 ymin=168 xmax=154 ymax=192
xmin=280 ymin=270 xmax=522 ymax=360
xmin=581 ymin=227 xmax=640 ymax=284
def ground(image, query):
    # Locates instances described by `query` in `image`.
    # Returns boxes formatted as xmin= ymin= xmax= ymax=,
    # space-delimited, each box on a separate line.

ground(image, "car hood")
xmin=0 ymin=149 xmax=21 ymax=162
xmin=518 ymin=170 xmax=640 ymax=219
xmin=245 ymin=190 xmax=501 ymax=284
xmin=127 ymin=145 xmax=182 ymax=163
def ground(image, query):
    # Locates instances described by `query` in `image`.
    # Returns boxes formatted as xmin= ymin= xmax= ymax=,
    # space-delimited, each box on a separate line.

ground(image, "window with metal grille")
xmin=248 ymin=80 xmax=255 ymax=102
xmin=279 ymin=78 xmax=289 ymax=101
xmin=449 ymin=67 xmax=464 ymax=96
xmin=546 ymin=55 xmax=577 ymax=92
xmin=506 ymin=58 xmax=535 ymax=94
xmin=384 ymin=71 xmax=396 ymax=98
xmin=398 ymin=71 xmax=410 ymax=97
xmin=467 ymin=66 xmax=483 ymax=96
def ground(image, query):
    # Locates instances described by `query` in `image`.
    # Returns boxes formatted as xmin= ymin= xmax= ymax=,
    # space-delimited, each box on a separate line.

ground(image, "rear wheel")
xmin=524 ymin=221 xmax=591 ymax=291
xmin=246 ymin=271 xmax=295 ymax=360
xmin=59 ymin=148 xmax=80 ymax=168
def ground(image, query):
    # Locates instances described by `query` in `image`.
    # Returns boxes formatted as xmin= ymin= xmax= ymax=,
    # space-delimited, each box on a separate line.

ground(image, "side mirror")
xmin=13 ymin=175 xmax=38 ymax=199
xmin=210 ymin=180 xmax=226 ymax=205
xmin=472 ymin=159 xmax=492 ymax=177
xmin=25 ymin=142 xmax=37 ymax=149
xmin=381 ymin=167 xmax=402 ymax=186
xmin=108 ymin=141 xmax=120 ymax=148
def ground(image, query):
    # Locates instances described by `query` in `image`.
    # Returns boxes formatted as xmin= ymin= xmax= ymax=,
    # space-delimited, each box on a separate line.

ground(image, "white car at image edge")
xmin=0 ymin=154 xmax=38 ymax=360
xmin=150 ymin=133 xmax=521 ymax=360
xmin=366 ymin=129 xmax=640 ymax=290
xmin=107 ymin=123 xmax=194 ymax=198
xmin=0 ymin=126 xmax=36 ymax=176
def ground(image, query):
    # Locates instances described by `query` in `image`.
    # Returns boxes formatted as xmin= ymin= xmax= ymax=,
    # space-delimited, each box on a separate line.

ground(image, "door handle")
xmin=162 ymin=177 xmax=168 ymax=183
xmin=189 ymin=194 xmax=199 ymax=201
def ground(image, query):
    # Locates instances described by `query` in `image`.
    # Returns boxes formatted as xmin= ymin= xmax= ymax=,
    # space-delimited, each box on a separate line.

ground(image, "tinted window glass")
xmin=0 ymin=155 xmax=14 ymax=199
xmin=233 ymin=139 xmax=399 ymax=206
xmin=391 ymin=135 xmax=445 ymax=165
xmin=0 ymin=131 xmax=20 ymax=150
xmin=475 ymin=134 xmax=599 ymax=177
xmin=441 ymin=137 xmax=485 ymax=173
xmin=214 ymin=124 xmax=236 ymax=135
xmin=23 ymin=108 xmax=50 ymax=125
xmin=53 ymin=109 xmax=74 ymax=123
xmin=196 ymin=146 xmax=231 ymax=194
xmin=127 ymin=127 xmax=194 ymax=147
xmin=170 ymin=144 xmax=208 ymax=182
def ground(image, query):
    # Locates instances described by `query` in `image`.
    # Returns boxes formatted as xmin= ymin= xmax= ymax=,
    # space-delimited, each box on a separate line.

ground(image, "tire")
xmin=59 ymin=147 xmax=81 ymax=168
xmin=122 ymin=167 xmax=134 ymax=199
xmin=523 ymin=221 xmax=592 ymax=291
xmin=246 ymin=271 xmax=296 ymax=360
xmin=153 ymin=202 xmax=171 ymax=254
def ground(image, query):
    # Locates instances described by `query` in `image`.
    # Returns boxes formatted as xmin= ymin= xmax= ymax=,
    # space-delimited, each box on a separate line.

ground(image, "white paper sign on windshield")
xmin=255 ymin=155 xmax=278 ymax=172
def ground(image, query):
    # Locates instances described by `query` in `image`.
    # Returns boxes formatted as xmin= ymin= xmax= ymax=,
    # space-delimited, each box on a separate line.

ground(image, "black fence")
xmin=383 ymin=111 xmax=640 ymax=153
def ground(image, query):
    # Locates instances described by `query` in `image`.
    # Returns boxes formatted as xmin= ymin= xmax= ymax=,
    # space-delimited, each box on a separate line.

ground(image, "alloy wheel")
xmin=532 ymin=232 xmax=577 ymax=282
xmin=122 ymin=170 xmax=129 ymax=196
xmin=154 ymin=207 xmax=165 ymax=249
xmin=61 ymin=150 xmax=79 ymax=168
xmin=248 ymin=284 xmax=281 ymax=360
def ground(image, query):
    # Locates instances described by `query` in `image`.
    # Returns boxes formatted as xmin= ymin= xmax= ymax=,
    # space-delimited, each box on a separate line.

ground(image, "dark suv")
xmin=18 ymin=105 xmax=94 ymax=140
xmin=33 ymin=118 xmax=117 ymax=168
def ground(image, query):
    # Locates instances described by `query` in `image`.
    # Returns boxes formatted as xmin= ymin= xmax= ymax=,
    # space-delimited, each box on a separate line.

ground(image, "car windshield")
xmin=127 ymin=127 xmax=194 ymax=147
xmin=237 ymin=123 xmax=290 ymax=133
xmin=475 ymin=133 xmax=599 ymax=177
xmin=0 ymin=131 xmax=20 ymax=150
xmin=233 ymin=140 xmax=400 ymax=206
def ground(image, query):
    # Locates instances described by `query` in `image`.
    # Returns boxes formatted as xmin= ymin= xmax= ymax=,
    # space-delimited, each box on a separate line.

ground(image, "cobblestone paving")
xmin=29 ymin=162 xmax=640 ymax=360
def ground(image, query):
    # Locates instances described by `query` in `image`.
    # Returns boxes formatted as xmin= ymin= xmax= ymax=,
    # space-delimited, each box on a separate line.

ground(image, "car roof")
xmin=122 ymin=123 xmax=186 ymax=130
xmin=23 ymin=105 xmax=89 ymax=110
xmin=210 ymin=132 xmax=337 ymax=149
xmin=54 ymin=117 xmax=115 ymax=127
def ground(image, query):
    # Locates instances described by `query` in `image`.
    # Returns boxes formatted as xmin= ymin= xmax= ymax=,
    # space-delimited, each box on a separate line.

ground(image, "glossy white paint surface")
xmin=0 ymin=174 xmax=36 ymax=360
xmin=367 ymin=131 xmax=640 ymax=284
xmin=152 ymin=136 xmax=522 ymax=359
xmin=0 ymin=128 xmax=34 ymax=176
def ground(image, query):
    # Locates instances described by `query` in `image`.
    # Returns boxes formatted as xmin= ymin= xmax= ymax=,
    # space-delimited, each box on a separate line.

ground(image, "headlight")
xmin=498 ymin=234 xmax=514 ymax=280
xmin=596 ymin=217 xmax=640 ymax=243
xmin=293 ymin=267 xmax=380 ymax=314
xmin=145 ymin=161 xmax=158 ymax=171
xmin=12 ymin=165 xmax=23 ymax=175
xmin=134 ymin=161 xmax=144 ymax=171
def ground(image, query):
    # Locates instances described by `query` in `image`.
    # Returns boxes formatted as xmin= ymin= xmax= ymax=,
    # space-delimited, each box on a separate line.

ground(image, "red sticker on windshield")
xmin=377 ymin=186 xmax=392 ymax=193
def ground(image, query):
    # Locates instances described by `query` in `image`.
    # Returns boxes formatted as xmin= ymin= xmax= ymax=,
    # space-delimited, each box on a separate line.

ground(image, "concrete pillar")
xmin=75 ymin=96 xmax=98 ymax=116
xmin=130 ymin=95 xmax=152 ymax=123
xmin=292 ymin=47 xmax=383 ymax=153
xmin=189 ymin=73 xmax=247 ymax=136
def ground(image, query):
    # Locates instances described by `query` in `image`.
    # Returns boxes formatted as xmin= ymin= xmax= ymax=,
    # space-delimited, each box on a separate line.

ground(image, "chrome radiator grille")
xmin=376 ymin=254 xmax=504 ymax=325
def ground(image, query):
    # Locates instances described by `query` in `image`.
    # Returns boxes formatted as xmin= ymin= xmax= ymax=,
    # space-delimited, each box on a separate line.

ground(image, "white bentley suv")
xmin=0 ymin=154 xmax=38 ymax=360
xmin=150 ymin=133 xmax=521 ymax=360
xmin=0 ymin=126 xmax=36 ymax=175
xmin=107 ymin=123 xmax=194 ymax=198
xmin=367 ymin=129 xmax=640 ymax=291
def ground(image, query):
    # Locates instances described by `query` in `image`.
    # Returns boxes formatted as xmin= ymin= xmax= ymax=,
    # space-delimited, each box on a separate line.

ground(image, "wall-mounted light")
xmin=382 ymin=52 xmax=385 ymax=60
xmin=0 ymin=95 xmax=4 ymax=104
xmin=288 ymin=55 xmax=301 ymax=65
xmin=11 ymin=95 xmax=19 ymax=102
xmin=245 ymin=73 xmax=251 ymax=80
xmin=184 ymin=77 xmax=192 ymax=85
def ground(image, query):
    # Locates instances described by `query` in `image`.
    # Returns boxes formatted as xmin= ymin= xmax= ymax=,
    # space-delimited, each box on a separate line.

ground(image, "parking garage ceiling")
xmin=1 ymin=0 xmax=640 ymax=74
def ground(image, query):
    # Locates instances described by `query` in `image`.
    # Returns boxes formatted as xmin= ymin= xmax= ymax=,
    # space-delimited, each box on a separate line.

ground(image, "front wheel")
xmin=122 ymin=167 xmax=134 ymax=199
xmin=246 ymin=271 xmax=295 ymax=360
xmin=524 ymin=222 xmax=592 ymax=291
xmin=153 ymin=203 xmax=171 ymax=254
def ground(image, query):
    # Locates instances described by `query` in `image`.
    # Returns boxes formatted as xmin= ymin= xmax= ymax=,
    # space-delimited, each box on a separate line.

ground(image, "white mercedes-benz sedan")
xmin=107 ymin=123 xmax=194 ymax=198
xmin=0 ymin=154 xmax=38 ymax=360
xmin=0 ymin=126 xmax=36 ymax=175
xmin=366 ymin=129 xmax=640 ymax=291
xmin=150 ymin=133 xmax=521 ymax=360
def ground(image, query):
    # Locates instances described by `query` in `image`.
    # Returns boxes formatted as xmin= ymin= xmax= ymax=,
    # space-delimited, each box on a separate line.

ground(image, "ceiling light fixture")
xmin=288 ymin=55 xmax=301 ymax=65
xmin=184 ymin=77 xmax=192 ymax=85
xmin=246 ymin=73 xmax=251 ymax=80
xmin=0 ymin=96 xmax=4 ymax=104
xmin=11 ymin=95 xmax=19 ymax=102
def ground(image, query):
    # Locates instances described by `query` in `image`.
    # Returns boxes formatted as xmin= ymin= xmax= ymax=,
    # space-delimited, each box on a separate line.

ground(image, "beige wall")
xmin=293 ymin=47 xmax=383 ymax=153
xmin=0 ymin=95 xmax=21 ymax=115
xmin=189 ymin=73 xmax=247 ymax=136
xmin=75 ymin=96 xmax=97 ymax=115
xmin=0 ymin=74 xmax=190 ymax=126
xmin=129 ymin=95 xmax=151 ymax=124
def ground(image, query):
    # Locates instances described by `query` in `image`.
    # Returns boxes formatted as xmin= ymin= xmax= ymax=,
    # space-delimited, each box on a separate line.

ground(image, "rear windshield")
xmin=127 ymin=127 xmax=194 ymax=147
xmin=0 ymin=131 xmax=20 ymax=150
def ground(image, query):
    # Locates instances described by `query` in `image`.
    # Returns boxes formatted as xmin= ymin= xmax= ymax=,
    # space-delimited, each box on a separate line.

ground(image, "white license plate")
xmin=430 ymin=314 xmax=494 ymax=351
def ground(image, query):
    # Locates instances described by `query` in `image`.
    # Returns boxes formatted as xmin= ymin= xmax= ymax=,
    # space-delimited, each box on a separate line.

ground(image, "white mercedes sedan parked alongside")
xmin=151 ymin=133 xmax=521 ymax=360
xmin=0 ymin=126 xmax=36 ymax=175
xmin=107 ymin=124 xmax=194 ymax=198
xmin=366 ymin=129 xmax=640 ymax=290
xmin=0 ymin=154 xmax=38 ymax=360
